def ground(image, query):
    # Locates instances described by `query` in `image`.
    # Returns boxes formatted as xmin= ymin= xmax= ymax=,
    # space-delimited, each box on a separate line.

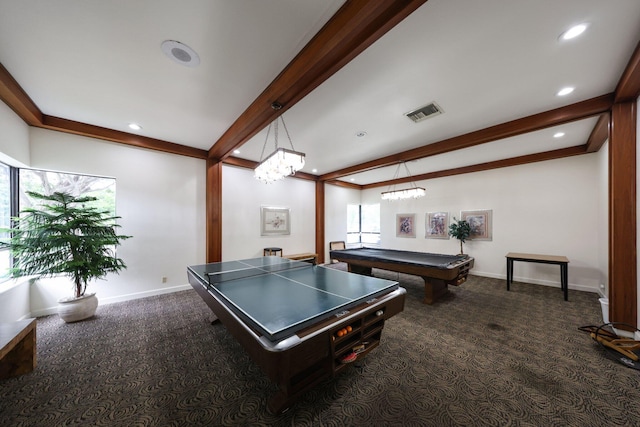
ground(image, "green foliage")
xmin=448 ymin=218 xmax=471 ymax=254
xmin=1 ymin=191 xmax=131 ymax=298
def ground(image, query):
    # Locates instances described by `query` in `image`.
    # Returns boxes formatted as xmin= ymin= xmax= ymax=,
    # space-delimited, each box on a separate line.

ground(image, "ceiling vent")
xmin=405 ymin=102 xmax=443 ymax=123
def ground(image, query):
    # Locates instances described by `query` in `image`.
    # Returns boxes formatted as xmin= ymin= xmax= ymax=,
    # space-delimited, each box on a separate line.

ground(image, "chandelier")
xmin=381 ymin=162 xmax=426 ymax=201
xmin=254 ymin=103 xmax=305 ymax=183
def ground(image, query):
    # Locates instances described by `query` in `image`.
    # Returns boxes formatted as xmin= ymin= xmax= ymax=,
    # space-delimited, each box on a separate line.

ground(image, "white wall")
xmin=362 ymin=154 xmax=602 ymax=293
xmin=0 ymin=99 xmax=623 ymax=318
xmin=221 ymin=164 xmax=316 ymax=260
xmin=0 ymin=101 xmax=31 ymax=320
xmin=324 ymin=183 xmax=361 ymax=260
xmin=597 ymin=141 xmax=609 ymax=297
xmin=0 ymin=101 xmax=29 ymax=166
xmin=26 ymin=128 xmax=206 ymax=315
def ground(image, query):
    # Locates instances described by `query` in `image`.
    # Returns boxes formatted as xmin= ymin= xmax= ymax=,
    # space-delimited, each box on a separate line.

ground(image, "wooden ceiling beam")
xmin=362 ymin=145 xmax=587 ymax=189
xmin=325 ymin=180 xmax=362 ymax=190
xmin=586 ymin=113 xmax=610 ymax=153
xmin=207 ymin=0 xmax=428 ymax=161
xmin=615 ymin=38 xmax=640 ymax=103
xmin=0 ymin=62 xmax=42 ymax=125
xmin=321 ymin=93 xmax=614 ymax=181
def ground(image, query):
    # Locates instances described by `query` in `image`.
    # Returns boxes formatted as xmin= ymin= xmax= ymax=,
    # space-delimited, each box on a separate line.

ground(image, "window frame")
xmin=346 ymin=203 xmax=380 ymax=245
xmin=0 ymin=164 xmax=117 ymax=280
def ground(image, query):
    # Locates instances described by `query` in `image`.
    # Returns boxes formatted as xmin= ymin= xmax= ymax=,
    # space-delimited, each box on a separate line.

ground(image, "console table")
xmin=506 ymin=253 xmax=570 ymax=301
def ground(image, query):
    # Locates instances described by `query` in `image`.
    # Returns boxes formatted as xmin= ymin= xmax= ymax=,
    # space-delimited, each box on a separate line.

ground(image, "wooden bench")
xmin=284 ymin=253 xmax=318 ymax=265
xmin=0 ymin=318 xmax=37 ymax=379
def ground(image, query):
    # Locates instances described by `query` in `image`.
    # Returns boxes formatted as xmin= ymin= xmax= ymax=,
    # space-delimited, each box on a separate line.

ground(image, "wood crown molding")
xmin=41 ymin=116 xmax=208 ymax=159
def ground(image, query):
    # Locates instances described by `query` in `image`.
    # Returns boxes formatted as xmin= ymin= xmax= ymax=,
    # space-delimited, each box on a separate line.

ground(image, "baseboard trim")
xmin=99 ymin=284 xmax=192 ymax=306
xmin=470 ymin=271 xmax=599 ymax=294
xmin=30 ymin=284 xmax=193 ymax=318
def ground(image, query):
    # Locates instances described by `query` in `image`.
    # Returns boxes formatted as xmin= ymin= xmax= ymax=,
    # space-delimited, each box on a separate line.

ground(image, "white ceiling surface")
xmin=0 ymin=1 xmax=639 ymax=186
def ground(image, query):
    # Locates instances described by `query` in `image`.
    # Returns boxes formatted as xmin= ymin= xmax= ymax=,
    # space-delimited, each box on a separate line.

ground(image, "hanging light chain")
xmin=381 ymin=161 xmax=426 ymax=200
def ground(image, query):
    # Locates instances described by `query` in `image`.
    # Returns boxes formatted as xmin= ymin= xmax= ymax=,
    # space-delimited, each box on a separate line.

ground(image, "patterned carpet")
xmin=1 ymin=266 xmax=639 ymax=427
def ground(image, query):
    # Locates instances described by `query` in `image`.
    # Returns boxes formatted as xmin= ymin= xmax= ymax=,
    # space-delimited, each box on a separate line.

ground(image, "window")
xmin=0 ymin=163 xmax=11 ymax=277
xmin=0 ymin=166 xmax=117 ymax=280
xmin=19 ymin=169 xmax=116 ymax=215
xmin=347 ymin=203 xmax=380 ymax=244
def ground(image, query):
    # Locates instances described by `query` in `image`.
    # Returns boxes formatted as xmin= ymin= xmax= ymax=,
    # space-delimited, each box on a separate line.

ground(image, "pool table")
xmin=188 ymin=257 xmax=406 ymax=413
xmin=329 ymin=247 xmax=474 ymax=304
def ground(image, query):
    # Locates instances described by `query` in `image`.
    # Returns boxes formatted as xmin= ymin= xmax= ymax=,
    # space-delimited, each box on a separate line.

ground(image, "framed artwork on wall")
xmin=461 ymin=209 xmax=492 ymax=240
xmin=425 ymin=212 xmax=449 ymax=239
xmin=396 ymin=213 xmax=416 ymax=238
xmin=261 ymin=206 xmax=290 ymax=236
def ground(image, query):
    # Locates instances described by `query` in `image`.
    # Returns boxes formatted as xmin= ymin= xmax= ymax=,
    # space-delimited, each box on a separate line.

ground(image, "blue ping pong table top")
xmin=188 ymin=256 xmax=399 ymax=342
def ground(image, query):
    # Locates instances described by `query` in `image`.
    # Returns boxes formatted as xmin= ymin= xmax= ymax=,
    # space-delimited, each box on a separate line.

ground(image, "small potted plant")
xmin=2 ymin=191 xmax=131 ymax=322
xmin=448 ymin=217 xmax=471 ymax=255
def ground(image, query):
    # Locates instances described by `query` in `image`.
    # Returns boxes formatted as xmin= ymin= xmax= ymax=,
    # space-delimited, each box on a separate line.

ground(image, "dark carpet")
xmin=1 ymin=266 xmax=639 ymax=426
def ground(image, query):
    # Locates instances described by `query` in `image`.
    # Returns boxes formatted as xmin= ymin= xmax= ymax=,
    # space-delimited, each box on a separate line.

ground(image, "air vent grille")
xmin=405 ymin=102 xmax=443 ymax=123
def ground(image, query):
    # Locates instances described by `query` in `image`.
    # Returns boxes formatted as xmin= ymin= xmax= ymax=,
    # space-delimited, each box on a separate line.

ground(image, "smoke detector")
xmin=161 ymin=40 xmax=200 ymax=68
xmin=405 ymin=102 xmax=444 ymax=123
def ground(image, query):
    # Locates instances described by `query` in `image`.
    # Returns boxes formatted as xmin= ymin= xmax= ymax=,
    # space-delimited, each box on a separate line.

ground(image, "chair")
xmin=263 ymin=247 xmax=282 ymax=256
xmin=329 ymin=241 xmax=346 ymax=263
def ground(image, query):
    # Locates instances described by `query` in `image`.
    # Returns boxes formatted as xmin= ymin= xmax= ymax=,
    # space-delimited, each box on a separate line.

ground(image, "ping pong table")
xmin=187 ymin=256 xmax=406 ymax=414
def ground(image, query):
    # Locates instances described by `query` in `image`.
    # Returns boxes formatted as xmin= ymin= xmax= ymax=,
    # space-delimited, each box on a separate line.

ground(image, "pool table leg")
xmin=347 ymin=264 xmax=373 ymax=277
xmin=422 ymin=278 xmax=448 ymax=305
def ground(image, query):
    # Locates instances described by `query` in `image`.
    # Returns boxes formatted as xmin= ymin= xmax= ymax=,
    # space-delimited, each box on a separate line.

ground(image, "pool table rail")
xmin=330 ymin=247 xmax=474 ymax=304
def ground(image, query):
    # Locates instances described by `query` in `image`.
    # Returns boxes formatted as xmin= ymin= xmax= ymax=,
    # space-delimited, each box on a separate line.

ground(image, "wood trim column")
xmin=206 ymin=159 xmax=222 ymax=263
xmin=315 ymin=181 xmax=325 ymax=264
xmin=609 ymin=101 xmax=637 ymax=326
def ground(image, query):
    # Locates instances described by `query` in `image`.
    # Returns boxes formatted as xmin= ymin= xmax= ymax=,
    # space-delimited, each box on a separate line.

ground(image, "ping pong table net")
xmin=205 ymin=259 xmax=313 ymax=286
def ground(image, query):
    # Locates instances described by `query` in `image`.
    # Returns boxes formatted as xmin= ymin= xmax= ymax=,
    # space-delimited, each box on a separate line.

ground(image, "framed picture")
xmin=425 ymin=212 xmax=449 ymax=239
xmin=396 ymin=213 xmax=416 ymax=238
xmin=461 ymin=210 xmax=492 ymax=241
xmin=261 ymin=206 xmax=290 ymax=236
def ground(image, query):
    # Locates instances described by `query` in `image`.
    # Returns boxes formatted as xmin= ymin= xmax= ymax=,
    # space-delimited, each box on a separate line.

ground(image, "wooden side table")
xmin=506 ymin=253 xmax=570 ymax=300
xmin=0 ymin=318 xmax=37 ymax=379
xmin=284 ymin=253 xmax=318 ymax=265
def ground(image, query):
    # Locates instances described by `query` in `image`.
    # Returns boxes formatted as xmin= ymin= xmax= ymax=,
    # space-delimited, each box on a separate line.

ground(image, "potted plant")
xmin=2 ymin=191 xmax=131 ymax=322
xmin=448 ymin=217 xmax=471 ymax=255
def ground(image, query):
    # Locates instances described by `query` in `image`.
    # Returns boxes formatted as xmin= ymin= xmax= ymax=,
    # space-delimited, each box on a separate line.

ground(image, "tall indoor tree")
xmin=2 ymin=191 xmax=131 ymax=322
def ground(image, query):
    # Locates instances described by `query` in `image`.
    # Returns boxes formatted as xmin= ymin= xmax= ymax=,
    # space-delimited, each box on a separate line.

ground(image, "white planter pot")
xmin=57 ymin=293 xmax=98 ymax=323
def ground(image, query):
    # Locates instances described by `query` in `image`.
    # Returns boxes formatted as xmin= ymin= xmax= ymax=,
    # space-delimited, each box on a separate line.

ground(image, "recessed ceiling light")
xmin=161 ymin=40 xmax=200 ymax=68
xmin=128 ymin=123 xmax=142 ymax=131
xmin=312 ymin=168 xmax=318 ymax=173
xmin=557 ymin=87 xmax=574 ymax=96
xmin=350 ymin=178 xmax=355 ymax=182
xmin=554 ymin=132 xmax=565 ymax=138
xmin=560 ymin=23 xmax=588 ymax=41
xmin=233 ymin=149 xmax=240 ymax=155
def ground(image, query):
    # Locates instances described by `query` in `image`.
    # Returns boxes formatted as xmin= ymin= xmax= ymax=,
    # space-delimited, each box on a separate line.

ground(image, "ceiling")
xmin=0 ymin=1 xmax=639 ymax=187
